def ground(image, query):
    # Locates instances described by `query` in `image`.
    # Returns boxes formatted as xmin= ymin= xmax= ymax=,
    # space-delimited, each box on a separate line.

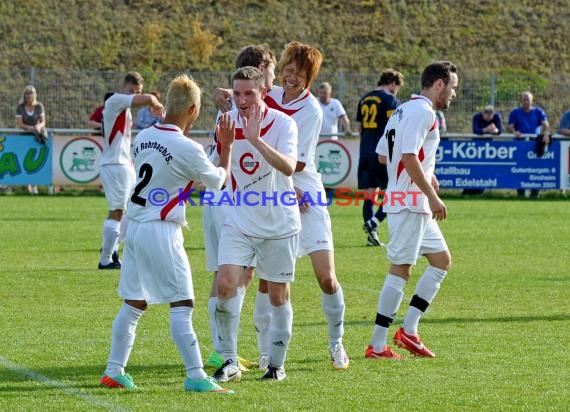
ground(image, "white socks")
xmin=371 ymin=274 xmax=406 ymax=351
xmin=215 ymin=287 xmax=245 ymax=363
xmin=101 ymin=219 xmax=120 ymax=265
xmin=105 ymin=303 xmax=143 ymax=377
xmin=170 ymin=306 xmax=206 ymax=380
xmin=322 ymin=287 xmax=345 ymax=351
xmin=269 ymin=301 xmax=293 ymax=368
xmin=253 ymin=291 xmax=272 ymax=357
xmin=207 ymin=296 xmax=220 ymax=353
xmin=403 ymin=266 xmax=447 ymax=335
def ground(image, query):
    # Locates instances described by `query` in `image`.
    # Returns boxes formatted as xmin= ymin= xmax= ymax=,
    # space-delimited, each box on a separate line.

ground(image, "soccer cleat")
xmin=363 ymin=221 xmax=383 ymax=246
xmin=258 ymin=354 xmax=270 ymax=370
xmin=260 ymin=365 xmax=286 ymax=381
xmin=331 ymin=343 xmax=350 ymax=370
xmin=184 ymin=376 xmax=234 ymax=394
xmin=98 ymin=261 xmax=121 ymax=270
xmin=393 ymin=327 xmax=435 ymax=357
xmin=100 ymin=373 xmax=137 ymax=390
xmin=100 ymin=248 xmax=120 ymax=264
xmin=205 ymin=351 xmax=225 ymax=370
xmin=364 ymin=345 xmax=402 ymax=360
xmin=213 ymin=359 xmax=241 ymax=383
xmin=237 ymin=356 xmax=256 ymax=372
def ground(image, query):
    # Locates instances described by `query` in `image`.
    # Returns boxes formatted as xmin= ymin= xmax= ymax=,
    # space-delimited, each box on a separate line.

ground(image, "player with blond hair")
xmin=100 ymin=74 xmax=234 ymax=394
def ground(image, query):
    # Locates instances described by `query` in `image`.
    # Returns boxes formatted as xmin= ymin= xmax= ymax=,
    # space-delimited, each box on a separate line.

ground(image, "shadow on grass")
xmin=296 ymin=313 xmax=569 ymax=328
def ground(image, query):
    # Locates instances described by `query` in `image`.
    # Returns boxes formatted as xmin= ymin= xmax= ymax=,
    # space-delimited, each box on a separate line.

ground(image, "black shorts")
xmin=357 ymin=155 xmax=388 ymax=189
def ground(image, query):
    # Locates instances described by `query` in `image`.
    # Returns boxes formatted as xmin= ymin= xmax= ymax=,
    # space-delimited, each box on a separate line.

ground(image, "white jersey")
xmin=376 ymin=94 xmax=439 ymax=215
xmin=101 ymin=93 xmax=135 ymax=165
xmin=127 ymin=123 xmax=226 ymax=225
xmin=319 ymin=98 xmax=346 ymax=137
xmin=265 ymin=85 xmax=325 ymax=196
xmin=225 ymin=104 xmax=301 ymax=239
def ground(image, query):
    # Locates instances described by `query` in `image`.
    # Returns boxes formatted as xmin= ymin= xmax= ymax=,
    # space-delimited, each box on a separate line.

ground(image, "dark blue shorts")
xmin=357 ymin=155 xmax=388 ymax=189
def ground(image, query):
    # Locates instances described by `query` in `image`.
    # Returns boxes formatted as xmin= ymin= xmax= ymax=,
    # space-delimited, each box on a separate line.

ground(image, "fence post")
xmin=337 ymin=71 xmax=345 ymax=102
xmin=490 ymin=73 xmax=496 ymax=106
xmin=30 ymin=67 xmax=36 ymax=86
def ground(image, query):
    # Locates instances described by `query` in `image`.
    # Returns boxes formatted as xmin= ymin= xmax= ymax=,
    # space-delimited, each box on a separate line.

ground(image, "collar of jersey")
xmin=410 ymin=94 xmax=433 ymax=107
xmin=152 ymin=123 xmax=183 ymax=134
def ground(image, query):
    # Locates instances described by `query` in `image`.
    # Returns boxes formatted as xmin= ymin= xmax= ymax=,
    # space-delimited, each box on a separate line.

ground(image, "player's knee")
xmin=317 ymin=275 xmax=337 ymax=294
xmin=268 ymin=290 xmax=288 ymax=307
xmin=216 ymin=272 xmax=239 ymax=299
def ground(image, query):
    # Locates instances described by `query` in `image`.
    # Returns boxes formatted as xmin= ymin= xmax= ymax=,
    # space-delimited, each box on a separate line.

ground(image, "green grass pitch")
xmin=0 ymin=195 xmax=568 ymax=411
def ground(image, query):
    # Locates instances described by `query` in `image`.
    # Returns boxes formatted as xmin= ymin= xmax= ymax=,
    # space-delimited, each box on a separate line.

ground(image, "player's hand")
xmin=242 ymin=104 xmax=263 ymax=144
xmin=295 ymin=186 xmax=310 ymax=213
xmin=215 ymin=113 xmax=235 ymax=147
xmin=214 ymin=88 xmax=233 ymax=113
xmin=150 ymin=102 xmax=165 ymax=119
xmin=428 ymin=196 xmax=447 ymax=221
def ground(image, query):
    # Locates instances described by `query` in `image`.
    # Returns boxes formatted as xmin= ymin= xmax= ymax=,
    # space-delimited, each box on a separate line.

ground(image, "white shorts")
xmin=202 ymin=204 xmax=228 ymax=272
xmin=387 ymin=210 xmax=448 ymax=265
xmin=218 ymin=225 xmax=298 ymax=283
xmin=119 ymin=220 xmax=194 ymax=304
xmin=100 ymin=164 xmax=135 ymax=211
xmin=298 ymin=205 xmax=334 ymax=256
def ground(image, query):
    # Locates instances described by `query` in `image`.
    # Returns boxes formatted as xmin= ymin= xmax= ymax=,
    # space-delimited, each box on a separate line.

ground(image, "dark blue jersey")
xmin=356 ymin=89 xmax=400 ymax=157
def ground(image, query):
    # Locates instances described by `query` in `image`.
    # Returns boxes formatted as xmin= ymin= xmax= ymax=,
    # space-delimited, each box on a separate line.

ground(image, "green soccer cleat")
xmin=205 ymin=351 xmax=225 ymax=370
xmin=100 ymin=373 xmax=137 ymax=390
xmin=184 ymin=376 xmax=235 ymax=394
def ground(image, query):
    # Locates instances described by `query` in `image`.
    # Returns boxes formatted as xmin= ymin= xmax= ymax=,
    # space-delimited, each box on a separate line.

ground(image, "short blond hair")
xmin=165 ymin=74 xmax=201 ymax=116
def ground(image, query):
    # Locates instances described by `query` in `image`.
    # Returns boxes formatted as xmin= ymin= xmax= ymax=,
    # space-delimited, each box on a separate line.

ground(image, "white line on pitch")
xmin=0 ymin=356 xmax=128 ymax=412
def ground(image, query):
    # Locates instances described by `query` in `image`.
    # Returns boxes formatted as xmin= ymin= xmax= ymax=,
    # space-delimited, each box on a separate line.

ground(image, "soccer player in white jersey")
xmin=213 ymin=66 xmax=300 ymax=382
xmin=100 ymin=74 xmax=234 ymax=394
xmin=260 ymin=42 xmax=350 ymax=370
xmin=98 ymin=71 xmax=164 ymax=269
xmin=204 ymin=45 xmax=276 ymax=372
xmin=365 ymin=61 xmax=458 ymax=360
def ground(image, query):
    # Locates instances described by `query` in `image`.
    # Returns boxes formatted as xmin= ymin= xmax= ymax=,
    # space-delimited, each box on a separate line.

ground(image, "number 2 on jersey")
xmin=131 ymin=163 xmax=153 ymax=206
xmin=360 ymin=103 xmax=378 ymax=129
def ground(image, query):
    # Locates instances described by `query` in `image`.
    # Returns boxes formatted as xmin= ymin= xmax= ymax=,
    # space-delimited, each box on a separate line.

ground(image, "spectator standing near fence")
xmin=98 ymin=72 xmax=164 ymax=270
xmin=356 ymin=69 xmax=404 ymax=246
xmin=507 ymin=91 xmax=551 ymax=198
xmin=365 ymin=61 xmax=457 ymax=360
xmin=473 ymin=105 xmax=502 ymax=136
xmin=317 ymin=82 xmax=353 ymax=139
xmin=15 ymin=85 xmax=51 ymax=195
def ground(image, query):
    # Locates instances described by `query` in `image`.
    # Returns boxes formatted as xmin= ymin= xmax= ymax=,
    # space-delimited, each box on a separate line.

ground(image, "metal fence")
xmin=2 ymin=68 xmax=569 ymax=133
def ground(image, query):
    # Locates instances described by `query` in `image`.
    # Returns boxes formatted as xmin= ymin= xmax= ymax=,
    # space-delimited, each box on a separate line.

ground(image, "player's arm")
xmin=131 ymin=94 xmax=165 ymax=118
xmin=402 ymin=153 xmax=447 ymax=221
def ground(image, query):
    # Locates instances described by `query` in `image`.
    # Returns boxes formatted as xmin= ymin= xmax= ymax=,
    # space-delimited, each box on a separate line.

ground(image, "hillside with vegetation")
xmin=1 ymin=0 xmax=569 ymax=131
